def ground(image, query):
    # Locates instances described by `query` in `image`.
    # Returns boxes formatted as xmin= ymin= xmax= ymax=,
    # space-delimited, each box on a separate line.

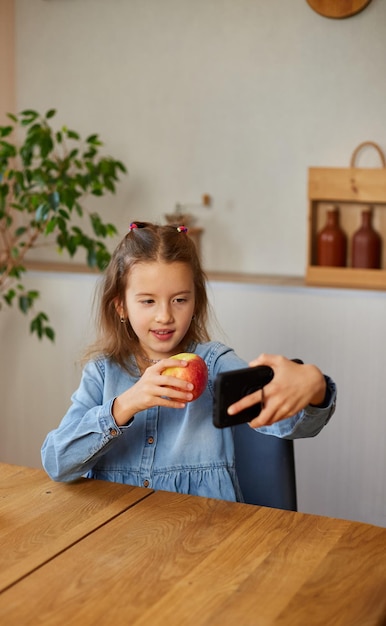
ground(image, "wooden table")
xmin=1 ymin=463 xmax=385 ymax=625
xmin=0 ymin=462 xmax=153 ymax=593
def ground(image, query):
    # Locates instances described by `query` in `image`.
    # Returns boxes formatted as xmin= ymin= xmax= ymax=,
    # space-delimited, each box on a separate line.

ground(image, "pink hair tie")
xmin=129 ymin=222 xmax=138 ymax=231
xmin=177 ymin=225 xmax=188 ymax=233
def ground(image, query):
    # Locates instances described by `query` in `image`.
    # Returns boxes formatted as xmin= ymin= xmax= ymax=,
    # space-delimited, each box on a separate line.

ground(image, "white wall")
xmin=13 ymin=0 xmax=386 ymax=274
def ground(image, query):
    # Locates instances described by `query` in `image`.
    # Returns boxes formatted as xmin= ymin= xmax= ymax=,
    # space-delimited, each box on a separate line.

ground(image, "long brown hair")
xmin=84 ymin=221 xmax=211 ymax=373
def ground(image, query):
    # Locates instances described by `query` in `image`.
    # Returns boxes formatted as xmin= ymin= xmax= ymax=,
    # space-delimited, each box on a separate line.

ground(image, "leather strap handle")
xmin=350 ymin=141 xmax=386 ymax=168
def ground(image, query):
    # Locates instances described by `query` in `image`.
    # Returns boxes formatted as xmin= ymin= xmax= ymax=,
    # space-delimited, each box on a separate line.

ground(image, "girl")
xmin=41 ymin=221 xmax=336 ymax=501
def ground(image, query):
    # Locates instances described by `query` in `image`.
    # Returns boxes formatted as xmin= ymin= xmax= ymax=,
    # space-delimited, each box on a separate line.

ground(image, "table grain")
xmin=0 ymin=485 xmax=385 ymax=625
xmin=0 ymin=462 xmax=152 ymax=592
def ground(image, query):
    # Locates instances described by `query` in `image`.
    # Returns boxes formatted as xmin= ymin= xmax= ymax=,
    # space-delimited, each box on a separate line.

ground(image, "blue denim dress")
xmin=41 ymin=341 xmax=336 ymax=501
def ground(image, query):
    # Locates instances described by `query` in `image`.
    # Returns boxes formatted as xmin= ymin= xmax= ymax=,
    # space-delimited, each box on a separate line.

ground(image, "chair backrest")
xmin=234 ymin=424 xmax=297 ymax=511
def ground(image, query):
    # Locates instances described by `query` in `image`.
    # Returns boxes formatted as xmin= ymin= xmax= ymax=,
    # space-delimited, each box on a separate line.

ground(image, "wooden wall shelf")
xmin=306 ymin=160 xmax=386 ymax=290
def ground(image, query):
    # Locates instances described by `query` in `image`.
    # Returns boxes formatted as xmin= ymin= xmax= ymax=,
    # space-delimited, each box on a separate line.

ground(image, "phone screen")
xmin=213 ymin=365 xmax=274 ymax=428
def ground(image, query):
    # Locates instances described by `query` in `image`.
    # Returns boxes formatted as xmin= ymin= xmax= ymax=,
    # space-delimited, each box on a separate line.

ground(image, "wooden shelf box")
xmin=306 ymin=162 xmax=386 ymax=290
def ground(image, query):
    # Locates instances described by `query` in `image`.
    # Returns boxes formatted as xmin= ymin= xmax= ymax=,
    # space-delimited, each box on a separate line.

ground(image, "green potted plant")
xmin=0 ymin=108 xmax=127 ymax=340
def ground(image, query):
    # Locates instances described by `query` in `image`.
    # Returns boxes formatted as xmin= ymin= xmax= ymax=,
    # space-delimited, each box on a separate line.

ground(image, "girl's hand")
xmin=227 ymin=354 xmax=326 ymax=429
xmin=112 ymin=359 xmax=194 ymax=426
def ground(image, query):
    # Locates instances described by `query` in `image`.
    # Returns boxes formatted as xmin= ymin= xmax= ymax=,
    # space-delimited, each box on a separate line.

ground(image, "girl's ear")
xmin=114 ymin=298 xmax=125 ymax=318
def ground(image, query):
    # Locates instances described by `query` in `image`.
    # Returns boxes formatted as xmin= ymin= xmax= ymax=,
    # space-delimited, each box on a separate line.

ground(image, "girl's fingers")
xmin=227 ymin=389 xmax=264 ymax=416
xmin=159 ymin=374 xmax=193 ymax=391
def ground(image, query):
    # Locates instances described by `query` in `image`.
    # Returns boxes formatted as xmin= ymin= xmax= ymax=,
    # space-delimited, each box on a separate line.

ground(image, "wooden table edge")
xmin=0 ymin=467 xmax=154 ymax=593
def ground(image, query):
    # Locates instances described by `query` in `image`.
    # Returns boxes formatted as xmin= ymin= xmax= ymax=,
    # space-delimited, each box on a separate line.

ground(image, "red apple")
xmin=162 ymin=353 xmax=208 ymax=401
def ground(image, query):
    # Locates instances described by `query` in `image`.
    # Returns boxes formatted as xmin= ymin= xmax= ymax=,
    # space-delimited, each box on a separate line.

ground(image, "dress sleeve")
xmin=41 ymin=360 xmax=130 ymax=482
xmin=255 ymin=376 xmax=337 ymax=439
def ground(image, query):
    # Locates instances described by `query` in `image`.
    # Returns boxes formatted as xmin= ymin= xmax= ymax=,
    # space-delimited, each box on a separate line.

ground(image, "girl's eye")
xmin=174 ymin=298 xmax=187 ymax=303
xmin=141 ymin=299 xmax=154 ymax=305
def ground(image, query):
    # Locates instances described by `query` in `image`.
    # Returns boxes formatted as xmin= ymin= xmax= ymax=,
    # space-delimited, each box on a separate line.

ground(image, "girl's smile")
xmin=151 ymin=329 xmax=175 ymax=341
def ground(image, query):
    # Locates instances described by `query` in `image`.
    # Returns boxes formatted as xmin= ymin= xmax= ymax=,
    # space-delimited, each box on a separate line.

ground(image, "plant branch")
xmin=0 ymin=108 xmax=127 ymax=340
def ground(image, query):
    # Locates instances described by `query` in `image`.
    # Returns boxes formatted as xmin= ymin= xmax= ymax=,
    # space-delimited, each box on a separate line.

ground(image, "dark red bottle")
xmin=317 ymin=207 xmax=347 ymax=267
xmin=351 ymin=208 xmax=382 ymax=269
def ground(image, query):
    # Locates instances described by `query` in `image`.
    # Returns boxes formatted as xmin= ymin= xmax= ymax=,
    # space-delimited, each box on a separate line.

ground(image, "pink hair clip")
xmin=177 ymin=225 xmax=188 ymax=233
xmin=128 ymin=222 xmax=138 ymax=231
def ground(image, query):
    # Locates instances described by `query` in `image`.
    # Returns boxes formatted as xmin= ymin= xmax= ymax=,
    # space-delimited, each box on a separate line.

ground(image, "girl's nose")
xmin=155 ymin=304 xmax=173 ymax=323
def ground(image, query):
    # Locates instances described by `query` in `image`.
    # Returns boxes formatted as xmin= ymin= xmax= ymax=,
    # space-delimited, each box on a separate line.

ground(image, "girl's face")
xmin=122 ymin=260 xmax=196 ymax=360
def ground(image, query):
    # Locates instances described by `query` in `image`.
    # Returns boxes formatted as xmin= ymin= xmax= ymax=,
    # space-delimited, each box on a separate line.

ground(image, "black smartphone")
xmin=213 ymin=365 xmax=274 ymax=428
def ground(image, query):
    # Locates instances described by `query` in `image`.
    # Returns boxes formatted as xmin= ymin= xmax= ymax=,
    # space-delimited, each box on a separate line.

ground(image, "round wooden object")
xmin=306 ymin=0 xmax=372 ymax=19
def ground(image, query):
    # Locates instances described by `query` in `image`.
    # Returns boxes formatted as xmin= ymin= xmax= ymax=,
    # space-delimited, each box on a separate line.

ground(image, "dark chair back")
xmin=234 ymin=424 xmax=297 ymax=511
